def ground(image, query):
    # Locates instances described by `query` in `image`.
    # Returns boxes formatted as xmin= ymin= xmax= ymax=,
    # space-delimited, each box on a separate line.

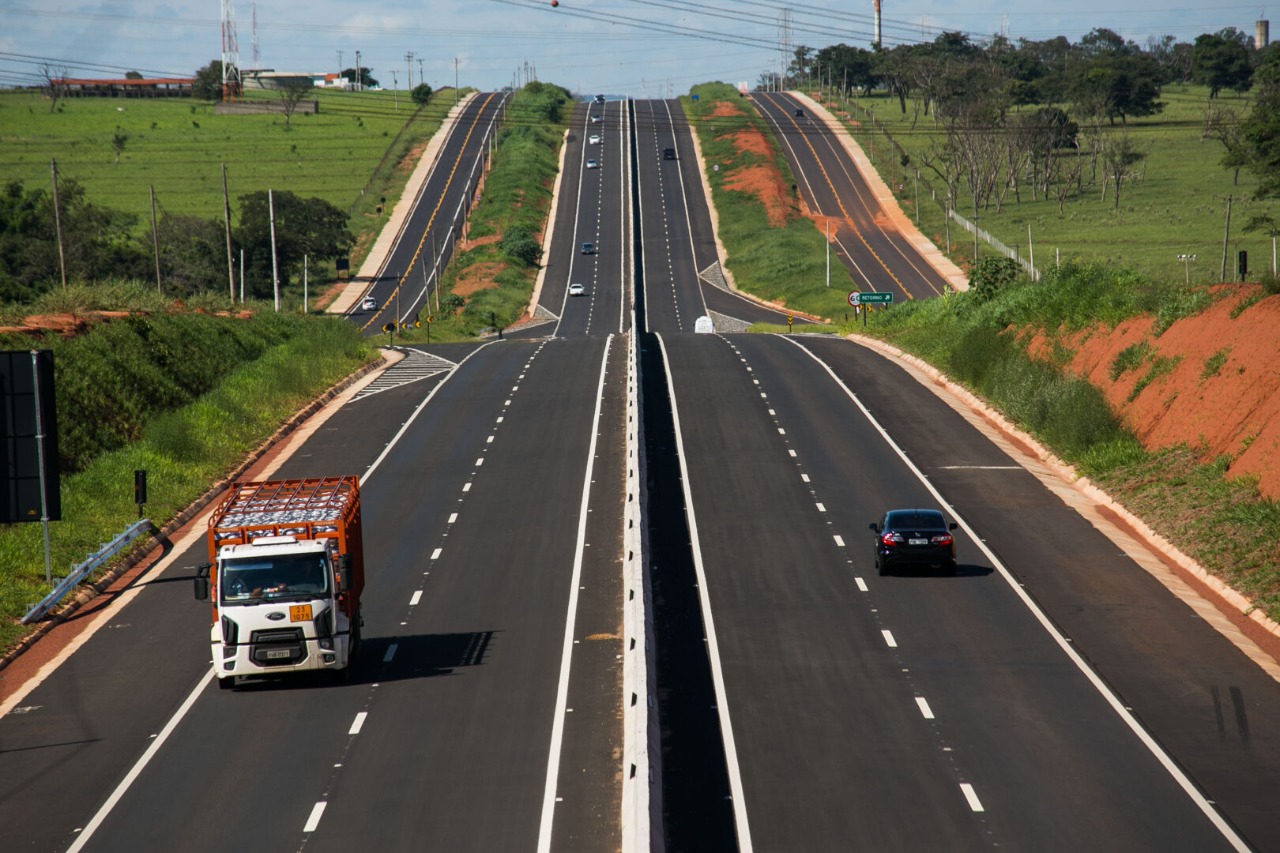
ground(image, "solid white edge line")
xmin=536 ymin=334 xmax=614 ymax=853
xmin=349 ymin=712 xmax=367 ymax=735
xmin=781 ymin=335 xmax=1251 ymax=852
xmin=302 ymin=801 xmax=327 ymax=833
xmin=656 ymin=332 xmax=755 ymax=851
xmin=65 ymin=667 xmax=215 ymax=853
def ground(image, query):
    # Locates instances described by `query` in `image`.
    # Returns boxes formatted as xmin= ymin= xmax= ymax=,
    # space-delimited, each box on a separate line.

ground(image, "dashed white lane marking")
xmin=409 ymin=591 xmax=423 ymax=606
xmin=303 ymin=801 xmax=327 ymax=833
xmin=789 ymin=449 xmax=797 ymax=457
xmin=816 ymin=502 xmax=826 ymax=512
xmin=349 ymin=712 xmax=368 ymax=735
xmin=487 ymin=435 xmax=495 ymax=443
xmin=855 ymin=578 xmax=869 ymax=592
xmin=882 ymin=630 xmax=897 ymax=648
xmin=960 ymin=783 xmax=984 ymax=812
xmin=448 ymin=513 xmax=458 ymax=524
xmin=801 ymin=473 xmax=810 ymax=482
xmin=833 ymin=535 xmax=845 ymax=547
xmin=463 ymin=483 xmax=471 ymax=492
xmin=916 ymin=697 xmax=935 ymax=719
xmin=383 ymin=643 xmax=398 ymax=663
xmin=431 ymin=548 xmax=442 ymax=560
xmin=475 ymin=457 xmax=485 ymax=466
xmin=777 ymin=428 xmax=786 ymax=435
xmin=497 ymin=416 xmax=505 ymax=423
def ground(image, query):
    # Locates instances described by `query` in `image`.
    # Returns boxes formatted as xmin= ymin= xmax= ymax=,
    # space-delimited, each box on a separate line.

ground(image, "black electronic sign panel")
xmin=1 ymin=349 xmax=60 ymax=523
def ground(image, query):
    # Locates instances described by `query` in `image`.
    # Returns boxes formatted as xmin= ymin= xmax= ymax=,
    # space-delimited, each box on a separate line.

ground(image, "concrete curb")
xmin=528 ymin=125 xmax=572 ymax=320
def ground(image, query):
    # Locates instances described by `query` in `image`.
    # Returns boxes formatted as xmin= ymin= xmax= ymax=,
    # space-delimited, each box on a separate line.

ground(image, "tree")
xmin=155 ymin=213 xmax=226 ymax=296
xmin=124 ymin=70 xmax=143 ymax=80
xmin=341 ymin=67 xmax=379 ymax=89
xmin=814 ymin=44 xmax=876 ymax=94
xmin=1241 ymin=51 xmax=1280 ymax=197
xmin=1204 ymin=104 xmax=1249 ymax=184
xmin=411 ymin=83 xmax=433 ymax=106
xmin=1191 ymin=29 xmax=1253 ymax=98
xmin=234 ymin=191 xmax=354 ymax=298
xmin=39 ymin=62 xmax=68 ymax=113
xmin=277 ymin=80 xmax=314 ymax=128
xmin=193 ymin=60 xmax=225 ymax=101
xmin=1100 ymin=131 xmax=1147 ymax=208
xmin=500 ymin=225 xmax=541 ymax=267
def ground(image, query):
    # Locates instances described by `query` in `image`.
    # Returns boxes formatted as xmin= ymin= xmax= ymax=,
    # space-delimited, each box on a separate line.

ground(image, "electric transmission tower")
xmin=221 ymin=0 xmax=241 ymax=99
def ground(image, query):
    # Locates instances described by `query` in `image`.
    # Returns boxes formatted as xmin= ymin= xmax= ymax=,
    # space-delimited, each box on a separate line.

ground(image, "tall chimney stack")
xmin=874 ymin=0 xmax=882 ymax=49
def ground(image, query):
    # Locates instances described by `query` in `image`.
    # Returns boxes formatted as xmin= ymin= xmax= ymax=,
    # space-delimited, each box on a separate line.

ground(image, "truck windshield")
xmin=220 ymin=553 xmax=329 ymax=604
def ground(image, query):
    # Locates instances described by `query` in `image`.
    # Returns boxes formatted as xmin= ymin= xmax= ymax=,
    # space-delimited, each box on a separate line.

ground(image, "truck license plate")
xmin=266 ymin=649 xmax=291 ymax=659
xmin=289 ymin=604 xmax=313 ymax=622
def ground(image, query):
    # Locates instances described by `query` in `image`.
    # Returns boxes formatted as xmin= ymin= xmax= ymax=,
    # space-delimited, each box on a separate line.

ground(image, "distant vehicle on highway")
xmin=568 ymin=283 xmax=586 ymax=297
xmin=594 ymin=93 xmax=606 ymax=104
xmin=590 ymin=114 xmax=602 ymax=123
xmin=586 ymin=158 xmax=599 ymax=169
xmin=663 ymin=147 xmax=676 ymax=160
xmin=581 ymin=242 xmax=596 ymax=255
xmin=870 ymin=509 xmax=958 ymax=576
xmin=694 ymin=315 xmax=714 ymax=333
xmin=794 ymin=108 xmax=804 ymax=117
xmin=589 ymin=134 xmax=601 ymax=144
xmin=361 ymin=296 xmax=377 ymax=311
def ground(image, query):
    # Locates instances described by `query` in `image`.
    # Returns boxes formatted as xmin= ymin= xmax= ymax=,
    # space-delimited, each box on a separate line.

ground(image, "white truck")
xmin=195 ymin=477 xmax=365 ymax=688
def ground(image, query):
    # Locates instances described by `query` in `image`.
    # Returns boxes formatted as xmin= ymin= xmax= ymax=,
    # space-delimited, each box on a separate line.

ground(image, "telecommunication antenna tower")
xmin=778 ymin=9 xmax=793 ymax=89
xmin=221 ymin=0 xmax=241 ymax=99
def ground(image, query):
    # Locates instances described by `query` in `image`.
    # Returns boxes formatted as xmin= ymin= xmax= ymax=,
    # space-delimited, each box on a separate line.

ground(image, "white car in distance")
xmin=569 ymin=283 xmax=586 ymax=297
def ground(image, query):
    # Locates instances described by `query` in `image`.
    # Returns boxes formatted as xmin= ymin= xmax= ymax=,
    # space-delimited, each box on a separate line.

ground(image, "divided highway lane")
xmin=752 ymin=92 xmax=953 ymax=302
xmin=635 ymin=100 xmax=791 ymax=333
xmin=2 ymin=337 xmax=627 ymax=851
xmin=352 ymin=92 xmax=509 ymax=332
xmin=660 ymin=332 xmax=1264 ymax=851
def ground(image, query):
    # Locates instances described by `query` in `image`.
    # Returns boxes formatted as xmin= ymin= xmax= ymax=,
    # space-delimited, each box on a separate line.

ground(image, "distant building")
xmin=53 ymin=77 xmax=193 ymax=98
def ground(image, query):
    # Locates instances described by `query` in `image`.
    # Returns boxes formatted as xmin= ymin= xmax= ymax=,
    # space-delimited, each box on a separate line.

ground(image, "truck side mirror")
xmin=193 ymin=563 xmax=211 ymax=601
xmin=334 ymin=555 xmax=350 ymax=593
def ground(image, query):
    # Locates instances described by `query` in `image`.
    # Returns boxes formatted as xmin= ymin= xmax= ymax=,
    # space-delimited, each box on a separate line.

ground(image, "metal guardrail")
xmin=22 ymin=519 xmax=153 ymax=624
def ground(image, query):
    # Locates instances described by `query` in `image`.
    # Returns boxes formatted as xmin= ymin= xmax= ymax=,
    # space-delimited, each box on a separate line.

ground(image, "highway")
xmin=751 ymin=91 xmax=955 ymax=302
xmin=4 ymin=88 xmax=1280 ymax=853
xmin=348 ymin=91 xmax=509 ymax=332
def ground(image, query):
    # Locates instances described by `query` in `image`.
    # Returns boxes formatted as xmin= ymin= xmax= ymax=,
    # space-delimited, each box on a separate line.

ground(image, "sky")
xmin=0 ymin=1 xmax=1272 ymax=97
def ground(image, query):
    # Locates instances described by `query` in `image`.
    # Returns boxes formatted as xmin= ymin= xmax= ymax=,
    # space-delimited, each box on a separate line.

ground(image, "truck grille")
xmin=249 ymin=628 xmax=307 ymax=667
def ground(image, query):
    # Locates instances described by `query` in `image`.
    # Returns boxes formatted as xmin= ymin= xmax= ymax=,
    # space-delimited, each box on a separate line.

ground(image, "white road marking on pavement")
xmin=448 ymin=513 xmax=458 ymax=523
xmin=383 ymin=643 xmax=398 ymax=662
xmin=882 ymin=630 xmax=897 ymax=648
xmin=349 ymin=712 xmax=367 ymax=735
xmin=789 ymin=449 xmax=797 ymax=457
xmin=410 ymin=591 xmax=422 ymax=606
xmin=855 ymin=578 xmax=868 ymax=592
xmin=960 ymin=784 xmax=984 ymax=812
xmin=816 ymin=503 xmax=826 ymax=512
xmin=476 ymin=457 xmax=485 ymax=466
xmin=303 ymin=801 xmax=327 ymax=832
xmin=463 ymin=483 xmax=471 ymax=492
xmin=833 ymin=535 xmax=845 ymax=547
xmin=431 ymin=548 xmax=442 ymax=560
xmin=916 ymin=697 xmax=935 ymax=719
xmin=801 ymin=474 xmax=810 ymax=483
xmin=487 ymin=435 xmax=494 ymax=443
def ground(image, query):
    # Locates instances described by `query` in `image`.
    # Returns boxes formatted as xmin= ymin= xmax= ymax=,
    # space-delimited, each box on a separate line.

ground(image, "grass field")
xmin=0 ymin=87 xmax=466 ymax=244
xmin=810 ymin=84 xmax=1278 ymax=286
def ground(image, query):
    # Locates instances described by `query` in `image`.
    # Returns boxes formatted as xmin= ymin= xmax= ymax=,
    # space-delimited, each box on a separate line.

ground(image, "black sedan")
xmin=870 ymin=509 xmax=958 ymax=575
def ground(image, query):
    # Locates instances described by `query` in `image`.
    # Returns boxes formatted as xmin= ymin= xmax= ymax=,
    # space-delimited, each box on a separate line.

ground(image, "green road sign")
xmin=853 ymin=291 xmax=893 ymax=305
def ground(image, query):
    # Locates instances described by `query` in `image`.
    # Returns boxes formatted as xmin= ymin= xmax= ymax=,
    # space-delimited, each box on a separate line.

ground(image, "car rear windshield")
xmin=886 ymin=510 xmax=945 ymax=529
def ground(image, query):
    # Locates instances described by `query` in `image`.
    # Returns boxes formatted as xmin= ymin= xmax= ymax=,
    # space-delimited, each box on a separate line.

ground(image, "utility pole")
xmin=269 ymin=189 xmax=279 ymax=311
xmin=149 ymin=185 xmax=162 ymax=294
xmin=405 ymin=51 xmax=414 ymax=92
xmin=391 ymin=70 xmax=398 ymax=110
xmin=354 ymin=50 xmax=361 ymax=91
xmin=418 ymin=58 xmax=424 ymax=89
xmin=222 ymin=162 xmax=235 ymax=301
xmin=454 ymin=57 xmax=459 ymax=102
xmin=49 ymin=158 xmax=66 ymax=289
xmin=1220 ymin=194 xmax=1233 ymax=281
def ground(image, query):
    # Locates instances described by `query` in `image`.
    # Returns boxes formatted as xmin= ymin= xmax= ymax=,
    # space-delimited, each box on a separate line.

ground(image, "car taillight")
xmin=931 ymin=533 xmax=954 ymax=546
xmin=881 ymin=532 xmax=902 ymax=547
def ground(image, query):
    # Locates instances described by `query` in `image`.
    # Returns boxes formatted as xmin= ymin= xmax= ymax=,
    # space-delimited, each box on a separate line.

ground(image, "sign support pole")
xmin=32 ymin=351 xmax=52 ymax=585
